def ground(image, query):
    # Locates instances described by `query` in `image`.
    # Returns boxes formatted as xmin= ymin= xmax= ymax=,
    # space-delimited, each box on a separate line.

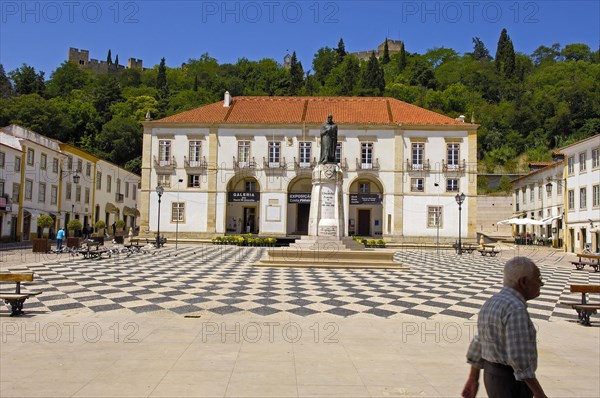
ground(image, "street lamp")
xmin=156 ymin=185 xmax=164 ymax=248
xmin=455 ymin=192 xmax=465 ymax=255
xmin=175 ymin=178 xmax=183 ymax=254
xmin=434 ymin=182 xmax=440 ymax=255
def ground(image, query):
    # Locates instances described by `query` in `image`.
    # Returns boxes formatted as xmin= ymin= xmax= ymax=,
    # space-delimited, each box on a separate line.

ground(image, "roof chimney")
xmin=456 ymin=115 xmax=465 ymax=123
xmin=223 ymin=91 xmax=232 ymax=107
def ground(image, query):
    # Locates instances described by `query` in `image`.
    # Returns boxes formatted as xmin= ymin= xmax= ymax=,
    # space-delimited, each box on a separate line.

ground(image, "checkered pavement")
xmin=2 ymin=245 xmax=599 ymax=321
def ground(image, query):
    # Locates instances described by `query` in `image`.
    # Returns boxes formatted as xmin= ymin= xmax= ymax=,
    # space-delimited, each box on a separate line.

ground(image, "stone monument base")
xmin=256 ymin=247 xmax=406 ymax=269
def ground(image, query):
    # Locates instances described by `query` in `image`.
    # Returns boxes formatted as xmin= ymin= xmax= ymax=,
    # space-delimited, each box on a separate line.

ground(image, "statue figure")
xmin=319 ymin=114 xmax=338 ymax=164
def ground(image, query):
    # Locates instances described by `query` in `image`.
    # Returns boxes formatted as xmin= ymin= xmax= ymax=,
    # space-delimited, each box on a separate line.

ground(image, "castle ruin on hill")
xmin=68 ymin=48 xmax=143 ymax=74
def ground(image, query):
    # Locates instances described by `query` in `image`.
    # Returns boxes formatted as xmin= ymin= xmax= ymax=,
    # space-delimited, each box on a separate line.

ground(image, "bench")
xmin=0 ymin=273 xmax=42 ymax=316
xmin=452 ymin=243 xmax=476 ymax=254
xmin=478 ymin=244 xmax=501 ymax=257
xmin=559 ymin=284 xmax=600 ymax=326
xmin=570 ymin=253 xmax=600 ymax=272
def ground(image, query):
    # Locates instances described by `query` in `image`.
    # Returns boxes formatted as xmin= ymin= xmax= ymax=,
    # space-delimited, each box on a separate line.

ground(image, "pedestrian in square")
xmin=462 ymin=257 xmax=547 ymax=398
xmin=56 ymin=227 xmax=65 ymax=252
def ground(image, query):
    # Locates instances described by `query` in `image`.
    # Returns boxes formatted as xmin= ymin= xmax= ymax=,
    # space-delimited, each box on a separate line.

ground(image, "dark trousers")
xmin=483 ymin=361 xmax=532 ymax=398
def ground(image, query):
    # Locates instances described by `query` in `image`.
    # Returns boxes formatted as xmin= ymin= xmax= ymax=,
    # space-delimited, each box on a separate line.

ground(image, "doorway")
xmin=569 ymin=229 xmax=575 ymax=252
xmin=23 ymin=213 xmax=31 ymax=241
xmin=243 ymin=207 xmax=256 ymax=234
xmin=357 ymin=209 xmax=371 ymax=236
xmin=296 ymin=204 xmax=310 ymax=235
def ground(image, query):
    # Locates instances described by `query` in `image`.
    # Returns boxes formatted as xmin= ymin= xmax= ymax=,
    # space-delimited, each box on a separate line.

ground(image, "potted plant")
xmin=33 ymin=215 xmax=54 ymax=253
xmin=94 ymin=220 xmax=106 ymax=235
xmin=115 ymin=220 xmax=126 ymax=233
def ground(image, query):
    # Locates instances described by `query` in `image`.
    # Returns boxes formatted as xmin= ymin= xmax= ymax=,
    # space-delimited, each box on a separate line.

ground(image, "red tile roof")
xmin=156 ymin=96 xmax=471 ymax=126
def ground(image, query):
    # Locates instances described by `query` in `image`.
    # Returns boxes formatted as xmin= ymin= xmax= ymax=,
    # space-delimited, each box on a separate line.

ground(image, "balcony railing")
xmin=406 ymin=159 xmax=431 ymax=172
xmin=442 ymin=159 xmax=466 ymax=173
xmin=184 ymin=156 xmax=208 ymax=170
xmin=153 ymin=156 xmax=177 ymax=169
xmin=263 ymin=157 xmax=287 ymax=170
xmin=234 ymin=156 xmax=257 ymax=169
xmin=294 ymin=157 xmax=317 ymax=170
xmin=115 ymin=193 xmax=124 ymax=203
xmin=356 ymin=158 xmax=380 ymax=171
xmin=339 ymin=158 xmax=348 ymax=171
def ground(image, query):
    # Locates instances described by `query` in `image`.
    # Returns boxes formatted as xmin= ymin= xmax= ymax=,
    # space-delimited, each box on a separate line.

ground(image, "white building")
xmin=559 ymin=135 xmax=600 ymax=252
xmin=511 ymin=134 xmax=600 ymax=252
xmin=0 ymin=125 xmax=140 ymax=241
xmin=511 ymin=161 xmax=565 ymax=246
xmin=140 ymin=95 xmax=479 ymax=241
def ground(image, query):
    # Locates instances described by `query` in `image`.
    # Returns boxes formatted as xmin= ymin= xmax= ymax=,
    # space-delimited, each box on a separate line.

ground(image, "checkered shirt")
xmin=466 ymin=287 xmax=537 ymax=380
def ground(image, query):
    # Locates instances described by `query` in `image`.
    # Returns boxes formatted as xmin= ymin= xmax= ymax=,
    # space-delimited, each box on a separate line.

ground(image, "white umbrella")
xmin=497 ymin=218 xmax=544 ymax=226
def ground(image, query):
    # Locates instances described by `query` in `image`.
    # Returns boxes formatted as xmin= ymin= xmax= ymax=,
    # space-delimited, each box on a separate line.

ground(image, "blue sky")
xmin=1 ymin=0 xmax=599 ymax=76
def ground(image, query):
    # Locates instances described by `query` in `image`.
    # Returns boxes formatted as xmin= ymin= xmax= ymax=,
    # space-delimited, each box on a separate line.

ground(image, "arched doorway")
xmin=286 ymin=176 xmax=312 ymax=236
xmin=348 ymin=177 xmax=384 ymax=237
xmin=226 ymin=175 xmax=261 ymax=234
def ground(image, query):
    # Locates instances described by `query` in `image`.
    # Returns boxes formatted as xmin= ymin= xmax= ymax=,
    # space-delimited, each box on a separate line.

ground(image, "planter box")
xmin=32 ymin=238 xmax=50 ymax=253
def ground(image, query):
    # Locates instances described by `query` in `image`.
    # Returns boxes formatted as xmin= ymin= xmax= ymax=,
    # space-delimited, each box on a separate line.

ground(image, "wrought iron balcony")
xmin=184 ymin=156 xmax=208 ymax=170
xmin=153 ymin=156 xmax=177 ymax=169
xmin=406 ymin=159 xmax=431 ymax=172
xmin=442 ymin=159 xmax=466 ymax=173
xmin=234 ymin=156 xmax=257 ymax=169
xmin=356 ymin=158 xmax=380 ymax=171
xmin=294 ymin=157 xmax=317 ymax=170
xmin=263 ymin=157 xmax=287 ymax=170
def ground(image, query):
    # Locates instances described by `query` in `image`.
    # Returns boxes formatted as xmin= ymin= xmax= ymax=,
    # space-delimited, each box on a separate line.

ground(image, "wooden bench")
xmin=570 ymin=253 xmax=600 ymax=272
xmin=559 ymin=284 xmax=600 ymax=326
xmin=477 ymin=244 xmax=501 ymax=257
xmin=0 ymin=273 xmax=42 ymax=316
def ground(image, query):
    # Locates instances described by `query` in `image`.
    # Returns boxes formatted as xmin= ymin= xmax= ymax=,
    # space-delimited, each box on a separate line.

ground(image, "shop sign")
xmin=350 ymin=193 xmax=383 ymax=205
xmin=288 ymin=193 xmax=311 ymax=204
xmin=228 ymin=192 xmax=260 ymax=202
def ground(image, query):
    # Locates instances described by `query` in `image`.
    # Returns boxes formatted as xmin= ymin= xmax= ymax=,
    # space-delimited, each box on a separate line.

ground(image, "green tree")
xmin=156 ymin=57 xmax=167 ymax=91
xmin=93 ymin=75 xmax=123 ymax=122
xmin=96 ymin=117 xmax=142 ymax=167
xmin=0 ymin=64 xmax=13 ymax=98
xmin=115 ymin=54 xmax=119 ymax=66
xmin=381 ymin=39 xmax=391 ymax=64
xmin=336 ymin=38 xmax=347 ymax=64
xmin=312 ymin=47 xmax=336 ymax=86
xmin=0 ymin=94 xmax=69 ymax=138
xmin=468 ymin=37 xmax=492 ymax=62
xmin=397 ymin=41 xmax=407 ymax=71
xmin=288 ymin=51 xmax=304 ymax=95
xmin=495 ymin=28 xmax=516 ymax=78
xmin=531 ymin=43 xmax=561 ymax=66
xmin=107 ymin=49 xmax=112 ymax=65
xmin=360 ymin=52 xmax=385 ymax=96
xmin=9 ymin=64 xmax=45 ymax=95
xmin=45 ymin=61 xmax=91 ymax=98
xmin=561 ymin=43 xmax=594 ymax=62
xmin=110 ymin=95 xmax=159 ymax=122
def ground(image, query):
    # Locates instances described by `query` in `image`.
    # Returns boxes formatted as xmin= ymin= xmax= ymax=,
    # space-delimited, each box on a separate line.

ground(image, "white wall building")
xmin=559 ymin=135 xmax=600 ymax=252
xmin=140 ymin=95 xmax=479 ymax=241
xmin=0 ymin=125 xmax=140 ymax=241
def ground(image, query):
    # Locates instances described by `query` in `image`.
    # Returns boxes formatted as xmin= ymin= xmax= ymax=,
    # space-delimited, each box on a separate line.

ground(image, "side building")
xmin=140 ymin=94 xmax=479 ymax=242
xmin=0 ymin=125 xmax=140 ymax=241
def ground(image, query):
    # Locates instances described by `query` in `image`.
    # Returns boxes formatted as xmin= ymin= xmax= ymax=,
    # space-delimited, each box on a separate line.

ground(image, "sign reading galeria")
xmin=288 ymin=193 xmax=311 ymax=204
xmin=228 ymin=192 xmax=260 ymax=202
xmin=349 ymin=194 xmax=383 ymax=205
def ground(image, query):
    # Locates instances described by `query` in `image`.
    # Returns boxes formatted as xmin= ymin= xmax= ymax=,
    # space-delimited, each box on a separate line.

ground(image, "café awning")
xmin=497 ymin=218 xmax=544 ymax=226
xmin=105 ymin=202 xmax=119 ymax=214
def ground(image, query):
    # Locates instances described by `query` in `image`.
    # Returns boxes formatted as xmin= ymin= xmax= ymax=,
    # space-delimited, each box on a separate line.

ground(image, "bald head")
xmin=503 ymin=257 xmax=537 ymax=288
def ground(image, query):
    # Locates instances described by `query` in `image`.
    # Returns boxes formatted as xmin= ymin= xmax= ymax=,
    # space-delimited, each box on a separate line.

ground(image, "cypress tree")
xmin=362 ymin=51 xmax=385 ymax=96
xmin=495 ymin=28 xmax=515 ymax=77
xmin=397 ymin=41 xmax=407 ymax=71
xmin=0 ymin=64 xmax=13 ymax=98
xmin=382 ymin=38 xmax=391 ymax=64
xmin=156 ymin=57 xmax=167 ymax=90
xmin=289 ymin=51 xmax=304 ymax=95
xmin=115 ymin=54 xmax=119 ymax=66
xmin=470 ymin=37 xmax=492 ymax=62
xmin=107 ymin=49 xmax=112 ymax=65
xmin=193 ymin=74 xmax=198 ymax=92
xmin=336 ymin=38 xmax=347 ymax=64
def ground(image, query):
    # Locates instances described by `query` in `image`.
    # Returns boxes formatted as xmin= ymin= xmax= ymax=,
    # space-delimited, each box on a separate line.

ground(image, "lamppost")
xmin=455 ymin=192 xmax=465 ymax=255
xmin=175 ymin=178 xmax=183 ymax=254
xmin=156 ymin=185 xmax=164 ymax=248
xmin=434 ymin=182 xmax=441 ymax=255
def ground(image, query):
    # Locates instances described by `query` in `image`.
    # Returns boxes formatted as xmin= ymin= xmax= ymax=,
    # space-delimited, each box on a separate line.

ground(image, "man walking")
xmin=462 ymin=257 xmax=547 ymax=398
xmin=56 ymin=227 xmax=65 ymax=252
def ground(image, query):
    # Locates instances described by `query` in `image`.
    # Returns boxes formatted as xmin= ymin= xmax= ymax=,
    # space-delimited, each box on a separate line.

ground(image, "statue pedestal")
xmin=308 ymin=164 xmax=344 ymax=238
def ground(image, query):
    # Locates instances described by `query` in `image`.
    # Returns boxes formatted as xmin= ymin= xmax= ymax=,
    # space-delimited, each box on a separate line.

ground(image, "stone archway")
xmin=286 ymin=176 xmax=313 ymax=236
xmin=226 ymin=175 xmax=261 ymax=234
xmin=347 ymin=177 xmax=385 ymax=237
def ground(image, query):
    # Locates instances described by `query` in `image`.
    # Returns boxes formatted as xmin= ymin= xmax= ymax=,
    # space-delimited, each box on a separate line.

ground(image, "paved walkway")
xmin=1 ymin=244 xmax=599 ymax=397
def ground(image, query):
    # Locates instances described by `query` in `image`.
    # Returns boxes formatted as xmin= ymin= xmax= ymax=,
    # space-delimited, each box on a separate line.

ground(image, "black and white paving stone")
xmin=2 ymin=245 xmax=598 ymax=321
